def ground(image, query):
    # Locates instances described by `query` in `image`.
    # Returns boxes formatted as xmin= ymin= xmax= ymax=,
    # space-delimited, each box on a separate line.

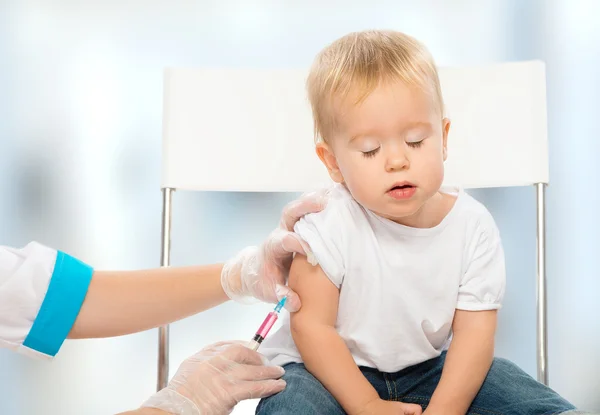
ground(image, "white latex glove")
xmin=142 ymin=342 xmax=286 ymax=415
xmin=221 ymin=187 xmax=330 ymax=312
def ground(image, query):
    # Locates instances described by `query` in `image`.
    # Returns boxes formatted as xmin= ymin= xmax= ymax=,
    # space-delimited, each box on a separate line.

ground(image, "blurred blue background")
xmin=1 ymin=0 xmax=599 ymax=413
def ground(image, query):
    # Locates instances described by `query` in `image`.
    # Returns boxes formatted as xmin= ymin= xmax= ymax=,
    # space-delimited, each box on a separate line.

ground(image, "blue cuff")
xmin=23 ymin=251 xmax=94 ymax=357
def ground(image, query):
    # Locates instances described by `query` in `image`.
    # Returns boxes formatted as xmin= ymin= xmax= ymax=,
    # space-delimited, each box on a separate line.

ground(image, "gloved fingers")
xmin=198 ymin=340 xmax=248 ymax=356
xmin=276 ymin=284 xmax=301 ymax=313
xmin=280 ymin=199 xmax=323 ymax=232
xmin=220 ymin=344 xmax=271 ymax=367
xmin=200 ymin=339 xmax=288 ymax=369
xmin=233 ymin=363 xmax=285 ymax=381
xmin=280 ymin=233 xmax=314 ymax=262
xmin=280 ymin=187 xmax=330 ymax=232
xmin=141 ymin=341 xmax=286 ymax=415
xmin=264 ymin=230 xmax=315 ymax=267
xmin=230 ymin=379 xmax=287 ymax=403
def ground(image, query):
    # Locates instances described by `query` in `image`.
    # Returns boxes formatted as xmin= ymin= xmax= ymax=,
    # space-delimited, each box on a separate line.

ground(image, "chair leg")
xmin=536 ymin=182 xmax=548 ymax=385
xmin=158 ymin=187 xmax=174 ymax=391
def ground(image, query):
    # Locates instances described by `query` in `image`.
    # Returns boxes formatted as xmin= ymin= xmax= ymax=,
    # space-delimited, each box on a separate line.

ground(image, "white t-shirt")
xmin=260 ymin=184 xmax=506 ymax=372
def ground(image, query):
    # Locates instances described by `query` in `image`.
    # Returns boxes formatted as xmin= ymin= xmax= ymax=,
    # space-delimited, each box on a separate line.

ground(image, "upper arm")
xmin=289 ymin=196 xmax=348 ymax=330
xmin=452 ymin=309 xmax=497 ymax=363
xmin=289 ymin=254 xmax=340 ymax=330
xmin=452 ymin=309 xmax=497 ymax=337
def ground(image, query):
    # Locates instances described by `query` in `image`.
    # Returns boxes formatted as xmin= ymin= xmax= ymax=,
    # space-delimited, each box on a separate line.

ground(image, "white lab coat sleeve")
xmin=0 ymin=241 xmax=93 ymax=359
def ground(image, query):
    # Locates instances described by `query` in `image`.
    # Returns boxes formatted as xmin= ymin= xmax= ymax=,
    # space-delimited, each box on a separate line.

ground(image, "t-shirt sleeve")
xmin=293 ymin=205 xmax=346 ymax=288
xmin=457 ymin=218 xmax=506 ymax=311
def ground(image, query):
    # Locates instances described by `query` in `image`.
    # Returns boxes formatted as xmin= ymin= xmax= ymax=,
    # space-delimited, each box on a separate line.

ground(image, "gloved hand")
xmin=221 ymin=187 xmax=330 ymax=312
xmin=141 ymin=342 xmax=286 ymax=415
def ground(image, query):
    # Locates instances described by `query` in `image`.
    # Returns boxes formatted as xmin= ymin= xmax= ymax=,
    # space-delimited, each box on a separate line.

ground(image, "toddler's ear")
xmin=442 ymin=118 xmax=451 ymax=161
xmin=316 ymin=142 xmax=344 ymax=183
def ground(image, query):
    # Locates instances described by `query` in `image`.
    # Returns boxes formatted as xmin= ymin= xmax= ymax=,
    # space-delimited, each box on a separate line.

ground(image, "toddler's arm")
xmin=425 ymin=211 xmax=506 ymax=415
xmin=289 ymin=255 xmax=413 ymax=415
xmin=424 ymin=309 xmax=497 ymax=415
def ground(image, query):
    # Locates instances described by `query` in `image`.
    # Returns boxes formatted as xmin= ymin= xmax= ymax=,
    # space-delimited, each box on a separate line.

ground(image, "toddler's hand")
xmin=357 ymin=398 xmax=423 ymax=415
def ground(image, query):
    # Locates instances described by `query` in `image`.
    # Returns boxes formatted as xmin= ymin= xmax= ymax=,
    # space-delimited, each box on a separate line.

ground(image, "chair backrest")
xmin=161 ymin=61 xmax=548 ymax=192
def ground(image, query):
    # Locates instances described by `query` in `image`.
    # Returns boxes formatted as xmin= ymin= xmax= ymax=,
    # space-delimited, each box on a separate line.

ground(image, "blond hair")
xmin=306 ymin=30 xmax=444 ymax=143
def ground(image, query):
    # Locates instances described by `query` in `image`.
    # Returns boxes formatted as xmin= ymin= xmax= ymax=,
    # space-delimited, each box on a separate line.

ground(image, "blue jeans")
xmin=256 ymin=352 xmax=578 ymax=415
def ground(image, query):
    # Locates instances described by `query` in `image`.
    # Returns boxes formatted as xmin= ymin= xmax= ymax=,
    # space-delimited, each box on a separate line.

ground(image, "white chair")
xmin=157 ymin=61 xmax=550 ymax=391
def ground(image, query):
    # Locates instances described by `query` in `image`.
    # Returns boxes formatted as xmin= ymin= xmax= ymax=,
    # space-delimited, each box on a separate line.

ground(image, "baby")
xmin=257 ymin=30 xmax=578 ymax=415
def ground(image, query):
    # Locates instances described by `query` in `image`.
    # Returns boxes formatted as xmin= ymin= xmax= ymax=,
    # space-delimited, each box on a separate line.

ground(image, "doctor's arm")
xmin=69 ymin=263 xmax=228 ymax=339
xmin=0 ymin=245 xmax=229 ymax=347
xmin=71 ymin=187 xmax=328 ymax=339
xmin=0 ymin=188 xmax=328 ymax=358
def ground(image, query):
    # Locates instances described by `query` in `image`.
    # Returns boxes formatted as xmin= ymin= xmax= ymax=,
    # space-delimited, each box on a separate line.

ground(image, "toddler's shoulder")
xmin=454 ymin=190 xmax=501 ymax=237
xmin=295 ymin=184 xmax=365 ymax=233
xmin=292 ymin=184 xmax=364 ymax=287
xmin=452 ymin=190 xmax=507 ymax=310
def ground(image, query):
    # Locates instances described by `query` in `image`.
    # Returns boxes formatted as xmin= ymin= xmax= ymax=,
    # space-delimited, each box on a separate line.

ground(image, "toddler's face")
xmin=317 ymin=81 xmax=450 ymax=226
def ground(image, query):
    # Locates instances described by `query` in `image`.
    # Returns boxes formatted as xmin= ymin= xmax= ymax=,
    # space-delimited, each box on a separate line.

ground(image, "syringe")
xmin=247 ymin=297 xmax=287 ymax=351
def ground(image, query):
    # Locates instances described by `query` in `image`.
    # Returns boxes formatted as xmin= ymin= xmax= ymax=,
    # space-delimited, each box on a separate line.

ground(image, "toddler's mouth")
xmin=387 ymin=182 xmax=417 ymax=200
xmin=388 ymin=182 xmax=415 ymax=191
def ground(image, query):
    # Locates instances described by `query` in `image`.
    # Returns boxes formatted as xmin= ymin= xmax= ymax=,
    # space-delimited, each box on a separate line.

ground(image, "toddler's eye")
xmin=362 ymin=147 xmax=380 ymax=158
xmin=407 ymin=140 xmax=424 ymax=148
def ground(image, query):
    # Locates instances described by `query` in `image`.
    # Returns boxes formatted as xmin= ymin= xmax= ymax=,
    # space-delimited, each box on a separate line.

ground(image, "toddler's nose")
xmin=385 ymin=149 xmax=410 ymax=172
